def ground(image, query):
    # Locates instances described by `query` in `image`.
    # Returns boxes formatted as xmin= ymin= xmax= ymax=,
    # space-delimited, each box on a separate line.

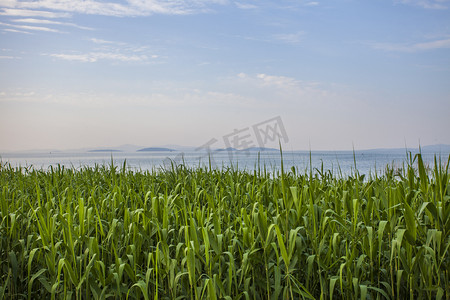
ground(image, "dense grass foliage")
xmin=1 ymin=154 xmax=449 ymax=299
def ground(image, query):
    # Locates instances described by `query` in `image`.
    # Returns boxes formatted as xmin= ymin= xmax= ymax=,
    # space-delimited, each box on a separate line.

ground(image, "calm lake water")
xmin=1 ymin=149 xmax=449 ymax=176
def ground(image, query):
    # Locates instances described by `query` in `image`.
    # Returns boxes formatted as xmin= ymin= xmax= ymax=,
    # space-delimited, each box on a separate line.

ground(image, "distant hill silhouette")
xmin=215 ymin=147 xmax=238 ymax=152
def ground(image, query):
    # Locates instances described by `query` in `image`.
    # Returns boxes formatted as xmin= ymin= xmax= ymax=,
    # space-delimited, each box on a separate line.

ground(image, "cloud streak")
xmin=12 ymin=18 xmax=93 ymax=30
xmin=3 ymin=28 xmax=31 ymax=34
xmin=0 ymin=8 xmax=71 ymax=17
xmin=273 ymin=31 xmax=304 ymax=44
xmin=234 ymin=2 xmax=258 ymax=9
xmin=235 ymin=72 xmax=334 ymax=102
xmin=0 ymin=21 xmax=62 ymax=32
xmin=395 ymin=0 xmax=450 ymax=9
xmin=90 ymin=38 xmax=124 ymax=45
xmin=371 ymin=38 xmax=450 ymax=52
xmin=0 ymin=0 xmax=229 ymax=17
xmin=46 ymin=37 xmax=159 ymax=63
xmin=48 ymin=52 xmax=149 ymax=62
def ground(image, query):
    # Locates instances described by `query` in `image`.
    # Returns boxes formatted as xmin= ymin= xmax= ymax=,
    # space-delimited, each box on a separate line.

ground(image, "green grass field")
xmin=0 ymin=153 xmax=449 ymax=299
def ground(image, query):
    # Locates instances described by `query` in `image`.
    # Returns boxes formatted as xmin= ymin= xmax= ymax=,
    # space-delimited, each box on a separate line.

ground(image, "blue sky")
xmin=0 ymin=0 xmax=449 ymax=151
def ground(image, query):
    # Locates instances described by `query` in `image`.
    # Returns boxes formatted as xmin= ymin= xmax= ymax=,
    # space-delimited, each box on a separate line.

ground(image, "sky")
xmin=0 ymin=0 xmax=449 ymax=151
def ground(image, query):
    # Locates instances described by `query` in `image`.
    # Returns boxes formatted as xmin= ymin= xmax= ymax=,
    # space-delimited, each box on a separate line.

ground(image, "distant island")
xmin=7 ymin=143 xmax=448 ymax=154
xmin=88 ymin=149 xmax=122 ymax=152
xmin=215 ymin=147 xmax=238 ymax=152
xmin=137 ymin=147 xmax=176 ymax=152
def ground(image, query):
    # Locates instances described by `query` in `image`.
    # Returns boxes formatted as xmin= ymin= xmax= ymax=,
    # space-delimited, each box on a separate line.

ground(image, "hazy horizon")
xmin=1 ymin=0 xmax=449 ymax=152
xmin=2 ymin=142 xmax=450 ymax=154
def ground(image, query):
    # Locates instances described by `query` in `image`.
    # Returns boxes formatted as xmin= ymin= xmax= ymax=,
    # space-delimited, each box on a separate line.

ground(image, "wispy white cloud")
xmin=0 ymin=21 xmax=61 ymax=32
xmin=0 ymin=0 xmax=140 ymax=16
xmin=93 ymin=37 xmax=157 ymax=56
xmin=273 ymin=31 xmax=304 ymax=44
xmin=371 ymin=38 xmax=450 ymax=52
xmin=235 ymin=72 xmax=333 ymax=101
xmin=125 ymin=0 xmax=198 ymax=15
xmin=234 ymin=2 xmax=257 ymax=9
xmin=48 ymin=52 xmax=149 ymax=62
xmin=230 ymin=31 xmax=306 ymax=45
xmin=46 ymin=37 xmax=159 ymax=63
xmin=304 ymin=2 xmax=319 ymax=6
xmin=3 ymin=28 xmax=31 ymax=34
xmin=0 ymin=8 xmax=71 ymax=17
xmin=0 ymin=0 xmax=229 ymax=17
xmin=0 ymin=90 xmax=35 ymax=98
xmin=12 ymin=18 xmax=93 ymax=30
xmin=0 ymin=48 xmax=22 ymax=57
xmin=395 ymin=0 xmax=450 ymax=9
xmin=254 ymin=73 xmax=319 ymax=94
xmin=90 ymin=38 xmax=123 ymax=45
xmin=0 ymin=86 xmax=254 ymax=109
xmin=0 ymin=73 xmax=343 ymax=109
